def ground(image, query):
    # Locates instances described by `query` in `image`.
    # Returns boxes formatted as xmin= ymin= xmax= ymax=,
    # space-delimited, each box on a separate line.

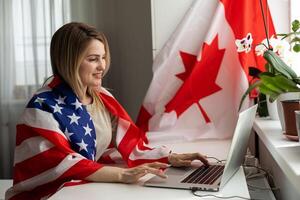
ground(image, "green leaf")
xmin=293 ymin=44 xmax=300 ymax=52
xmin=273 ymin=75 xmax=300 ymax=91
xmin=292 ymin=19 xmax=300 ymax=32
xmin=258 ymin=84 xmax=280 ymax=102
xmin=260 ymin=74 xmax=300 ymax=92
xmin=290 ymin=37 xmax=300 ymax=44
xmin=258 ymin=74 xmax=300 ymax=103
xmin=259 ymin=73 xmax=285 ymax=93
xmin=238 ymin=81 xmax=261 ymax=111
xmin=263 ymin=50 xmax=298 ymax=79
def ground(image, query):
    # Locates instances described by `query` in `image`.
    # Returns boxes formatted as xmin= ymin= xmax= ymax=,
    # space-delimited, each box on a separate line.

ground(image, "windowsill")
xmin=253 ymin=117 xmax=300 ymax=189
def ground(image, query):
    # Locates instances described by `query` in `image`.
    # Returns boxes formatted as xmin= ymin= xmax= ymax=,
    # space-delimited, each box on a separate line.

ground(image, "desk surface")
xmin=49 ymin=140 xmax=250 ymax=200
xmin=0 ymin=180 xmax=13 ymax=200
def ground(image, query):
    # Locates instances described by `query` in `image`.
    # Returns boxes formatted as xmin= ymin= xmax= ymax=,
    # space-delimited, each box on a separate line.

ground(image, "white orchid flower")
xmin=283 ymin=50 xmax=300 ymax=76
xmin=269 ymin=38 xmax=290 ymax=58
xmin=255 ymin=37 xmax=291 ymax=58
xmin=255 ymin=38 xmax=269 ymax=56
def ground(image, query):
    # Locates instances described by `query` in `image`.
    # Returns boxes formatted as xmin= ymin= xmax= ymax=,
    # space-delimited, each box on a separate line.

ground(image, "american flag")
xmin=6 ymin=76 xmax=169 ymax=200
xmin=29 ymin=82 xmax=97 ymax=161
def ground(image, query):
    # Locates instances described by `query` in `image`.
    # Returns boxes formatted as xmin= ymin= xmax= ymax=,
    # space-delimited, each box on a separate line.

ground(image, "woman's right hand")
xmin=119 ymin=162 xmax=169 ymax=183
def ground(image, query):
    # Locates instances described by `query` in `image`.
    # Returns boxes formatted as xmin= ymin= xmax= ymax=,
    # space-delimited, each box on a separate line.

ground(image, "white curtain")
xmin=0 ymin=0 xmax=71 ymax=179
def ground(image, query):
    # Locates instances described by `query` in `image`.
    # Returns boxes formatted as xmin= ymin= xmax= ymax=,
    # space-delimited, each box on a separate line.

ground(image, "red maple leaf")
xmin=165 ymin=35 xmax=225 ymax=123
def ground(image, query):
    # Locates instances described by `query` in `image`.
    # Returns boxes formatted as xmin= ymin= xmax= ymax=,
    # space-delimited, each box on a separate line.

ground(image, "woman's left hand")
xmin=168 ymin=152 xmax=209 ymax=167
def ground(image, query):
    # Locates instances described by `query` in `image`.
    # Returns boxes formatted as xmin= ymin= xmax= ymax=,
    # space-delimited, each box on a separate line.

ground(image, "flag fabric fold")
xmin=6 ymin=76 xmax=169 ymax=200
xmin=137 ymin=0 xmax=275 ymax=145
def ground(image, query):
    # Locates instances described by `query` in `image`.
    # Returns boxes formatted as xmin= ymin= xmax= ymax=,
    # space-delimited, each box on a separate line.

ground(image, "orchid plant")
xmin=239 ymin=19 xmax=300 ymax=111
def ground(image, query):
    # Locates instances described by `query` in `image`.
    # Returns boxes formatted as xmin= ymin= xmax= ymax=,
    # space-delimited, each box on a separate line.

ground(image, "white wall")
xmin=104 ymin=0 xmax=154 ymax=121
xmin=290 ymin=0 xmax=300 ymax=21
xmin=71 ymin=0 xmax=153 ymax=120
xmin=268 ymin=0 xmax=290 ymax=33
xmin=151 ymin=0 xmax=194 ymax=57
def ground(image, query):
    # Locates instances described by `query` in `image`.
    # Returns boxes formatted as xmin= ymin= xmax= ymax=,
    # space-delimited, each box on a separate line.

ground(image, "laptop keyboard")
xmin=181 ymin=165 xmax=224 ymax=184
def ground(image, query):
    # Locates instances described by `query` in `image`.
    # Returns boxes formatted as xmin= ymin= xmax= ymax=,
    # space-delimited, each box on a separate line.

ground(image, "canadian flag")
xmin=137 ymin=0 xmax=275 ymax=145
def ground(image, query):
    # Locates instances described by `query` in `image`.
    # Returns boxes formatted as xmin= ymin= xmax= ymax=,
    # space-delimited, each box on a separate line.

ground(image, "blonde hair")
xmin=50 ymin=22 xmax=110 ymax=106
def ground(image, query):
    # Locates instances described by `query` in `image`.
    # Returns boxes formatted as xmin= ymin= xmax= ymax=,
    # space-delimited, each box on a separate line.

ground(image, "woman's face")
xmin=79 ymin=39 xmax=106 ymax=90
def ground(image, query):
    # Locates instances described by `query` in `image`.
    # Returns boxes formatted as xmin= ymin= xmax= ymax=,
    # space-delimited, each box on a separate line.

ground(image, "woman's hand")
xmin=168 ymin=152 xmax=209 ymax=167
xmin=119 ymin=162 xmax=169 ymax=184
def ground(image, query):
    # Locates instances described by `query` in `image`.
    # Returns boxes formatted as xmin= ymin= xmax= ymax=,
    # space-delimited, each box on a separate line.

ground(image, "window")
xmin=12 ymin=0 xmax=70 ymax=99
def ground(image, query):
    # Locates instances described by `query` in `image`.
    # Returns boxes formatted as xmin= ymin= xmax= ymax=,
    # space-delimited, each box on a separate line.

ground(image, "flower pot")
xmin=281 ymin=99 xmax=300 ymax=141
xmin=276 ymin=92 xmax=300 ymax=131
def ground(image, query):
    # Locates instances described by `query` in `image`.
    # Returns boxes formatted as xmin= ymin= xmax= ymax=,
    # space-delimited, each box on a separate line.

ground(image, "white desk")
xmin=253 ymin=118 xmax=300 ymax=200
xmin=0 ymin=180 xmax=13 ymax=200
xmin=49 ymin=140 xmax=250 ymax=200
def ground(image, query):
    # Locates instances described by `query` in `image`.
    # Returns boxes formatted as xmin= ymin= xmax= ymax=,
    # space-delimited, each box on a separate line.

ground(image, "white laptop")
xmin=144 ymin=104 xmax=257 ymax=192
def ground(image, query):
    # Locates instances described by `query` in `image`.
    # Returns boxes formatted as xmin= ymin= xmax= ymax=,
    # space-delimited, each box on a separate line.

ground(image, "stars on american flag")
xmin=72 ymin=99 xmax=83 ymax=110
xmin=51 ymin=104 xmax=63 ymax=114
xmin=68 ymin=113 xmax=81 ymax=125
xmin=28 ymin=84 xmax=97 ymax=161
xmin=76 ymin=139 xmax=88 ymax=152
xmin=83 ymin=124 xmax=93 ymax=136
xmin=64 ymin=128 xmax=74 ymax=141
xmin=34 ymin=97 xmax=46 ymax=106
xmin=55 ymin=95 xmax=66 ymax=105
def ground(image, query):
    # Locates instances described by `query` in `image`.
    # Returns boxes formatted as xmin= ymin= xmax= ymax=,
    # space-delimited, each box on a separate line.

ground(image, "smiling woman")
xmin=5 ymin=22 xmax=208 ymax=200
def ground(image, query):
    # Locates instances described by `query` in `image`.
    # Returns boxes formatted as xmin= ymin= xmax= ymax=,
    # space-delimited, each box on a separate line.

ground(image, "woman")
xmin=6 ymin=22 xmax=208 ymax=200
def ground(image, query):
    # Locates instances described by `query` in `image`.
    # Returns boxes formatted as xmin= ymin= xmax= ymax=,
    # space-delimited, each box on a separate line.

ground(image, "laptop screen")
xmin=219 ymin=104 xmax=257 ymax=188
